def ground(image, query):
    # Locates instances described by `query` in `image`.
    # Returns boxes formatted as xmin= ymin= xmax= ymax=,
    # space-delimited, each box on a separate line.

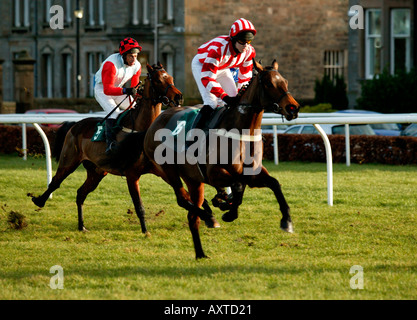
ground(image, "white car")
xmin=283 ymin=124 xmax=376 ymax=135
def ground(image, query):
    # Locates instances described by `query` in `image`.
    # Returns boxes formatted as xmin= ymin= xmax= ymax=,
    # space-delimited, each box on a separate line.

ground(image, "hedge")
xmin=0 ymin=125 xmax=57 ymax=156
xmin=1 ymin=125 xmax=417 ymax=165
xmin=263 ymin=133 xmax=417 ymax=165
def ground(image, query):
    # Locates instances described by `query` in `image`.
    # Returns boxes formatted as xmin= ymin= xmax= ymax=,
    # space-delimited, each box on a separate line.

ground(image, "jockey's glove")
xmin=223 ymin=95 xmax=240 ymax=107
xmin=123 ymin=87 xmax=137 ymax=96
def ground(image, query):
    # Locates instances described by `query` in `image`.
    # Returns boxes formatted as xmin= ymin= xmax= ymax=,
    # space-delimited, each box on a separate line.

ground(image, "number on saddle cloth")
xmin=91 ymin=110 xmax=131 ymax=142
xmin=164 ymin=107 xmax=226 ymax=152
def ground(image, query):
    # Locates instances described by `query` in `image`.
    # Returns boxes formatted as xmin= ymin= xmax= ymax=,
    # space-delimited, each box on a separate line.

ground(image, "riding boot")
xmin=194 ymin=105 xmax=215 ymax=131
xmin=105 ymin=118 xmax=117 ymax=155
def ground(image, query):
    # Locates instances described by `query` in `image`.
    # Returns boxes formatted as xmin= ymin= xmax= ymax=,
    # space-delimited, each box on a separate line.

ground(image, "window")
xmin=138 ymin=51 xmax=149 ymax=82
xmin=132 ymin=0 xmax=150 ymax=25
xmin=160 ymin=0 xmax=174 ymax=22
xmin=323 ymin=50 xmax=347 ymax=81
xmin=301 ymin=126 xmax=318 ymax=134
xmin=13 ymin=0 xmax=30 ymax=29
xmin=87 ymin=0 xmax=105 ymax=27
xmin=365 ymin=9 xmax=382 ymax=79
xmin=285 ymin=126 xmax=301 ymax=134
xmin=390 ymin=9 xmax=410 ymax=74
xmin=41 ymin=54 xmax=53 ymax=98
xmin=161 ymin=45 xmax=175 ymax=77
xmin=87 ymin=52 xmax=104 ymax=97
xmin=45 ymin=0 xmax=52 ymax=24
xmin=62 ymin=54 xmax=73 ymax=98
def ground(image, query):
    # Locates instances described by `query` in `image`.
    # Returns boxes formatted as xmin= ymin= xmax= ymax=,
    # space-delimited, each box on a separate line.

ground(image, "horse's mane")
xmin=236 ymin=75 xmax=256 ymax=99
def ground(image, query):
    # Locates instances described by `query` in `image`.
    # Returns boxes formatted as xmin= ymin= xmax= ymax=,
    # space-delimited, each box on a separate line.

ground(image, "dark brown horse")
xmin=31 ymin=63 xmax=183 ymax=235
xmin=142 ymin=59 xmax=300 ymax=258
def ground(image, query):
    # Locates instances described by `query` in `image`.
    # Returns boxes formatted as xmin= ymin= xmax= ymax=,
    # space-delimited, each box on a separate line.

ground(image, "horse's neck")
xmin=128 ymin=82 xmax=162 ymax=132
xmin=132 ymin=100 xmax=162 ymax=132
xmin=220 ymin=76 xmax=264 ymax=134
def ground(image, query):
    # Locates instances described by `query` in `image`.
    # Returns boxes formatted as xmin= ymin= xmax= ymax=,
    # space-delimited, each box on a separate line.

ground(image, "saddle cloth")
xmin=164 ymin=106 xmax=226 ymax=153
xmin=91 ymin=109 xmax=132 ymax=142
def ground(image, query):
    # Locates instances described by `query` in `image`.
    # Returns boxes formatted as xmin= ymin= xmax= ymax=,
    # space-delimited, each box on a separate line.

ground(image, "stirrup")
xmin=105 ymin=141 xmax=117 ymax=155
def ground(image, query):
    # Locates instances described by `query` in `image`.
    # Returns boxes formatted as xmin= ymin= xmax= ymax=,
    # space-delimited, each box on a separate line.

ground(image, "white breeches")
xmin=191 ymin=56 xmax=238 ymax=109
xmin=94 ymin=85 xmax=135 ymax=119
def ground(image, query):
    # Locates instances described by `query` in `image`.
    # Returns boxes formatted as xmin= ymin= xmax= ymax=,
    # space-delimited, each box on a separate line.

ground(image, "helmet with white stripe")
xmin=229 ymin=18 xmax=257 ymax=38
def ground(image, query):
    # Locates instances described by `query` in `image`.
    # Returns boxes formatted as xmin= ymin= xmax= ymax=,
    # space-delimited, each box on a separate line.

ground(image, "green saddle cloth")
xmin=91 ymin=110 xmax=131 ymax=142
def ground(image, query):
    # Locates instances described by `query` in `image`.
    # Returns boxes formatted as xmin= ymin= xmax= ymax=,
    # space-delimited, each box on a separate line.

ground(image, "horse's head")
xmin=146 ymin=62 xmax=183 ymax=107
xmin=254 ymin=59 xmax=299 ymax=121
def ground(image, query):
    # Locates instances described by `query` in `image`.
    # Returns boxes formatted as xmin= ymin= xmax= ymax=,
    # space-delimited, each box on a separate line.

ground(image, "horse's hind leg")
xmin=248 ymin=166 xmax=293 ymax=233
xmin=188 ymin=210 xmax=207 ymax=259
xmin=32 ymin=133 xmax=80 ymax=208
xmin=125 ymin=173 xmax=149 ymax=236
xmin=76 ymin=162 xmax=106 ymax=231
xmin=185 ymin=181 xmax=209 ymax=259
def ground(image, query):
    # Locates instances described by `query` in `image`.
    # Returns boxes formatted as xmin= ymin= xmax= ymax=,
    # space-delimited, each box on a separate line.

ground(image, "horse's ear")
xmin=253 ymin=59 xmax=263 ymax=72
xmin=272 ymin=59 xmax=279 ymax=70
xmin=157 ymin=61 xmax=163 ymax=68
xmin=146 ymin=63 xmax=153 ymax=72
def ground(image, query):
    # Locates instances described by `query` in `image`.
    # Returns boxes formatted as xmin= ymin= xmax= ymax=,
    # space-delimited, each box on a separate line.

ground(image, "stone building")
xmin=348 ymin=0 xmax=416 ymax=106
xmin=0 ymin=0 xmax=414 ymax=109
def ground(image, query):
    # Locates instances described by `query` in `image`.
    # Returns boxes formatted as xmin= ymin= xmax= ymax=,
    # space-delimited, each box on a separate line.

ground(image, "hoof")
xmin=32 ymin=197 xmax=45 ymax=208
xmin=280 ymin=219 xmax=294 ymax=233
xmin=144 ymin=231 xmax=151 ymax=238
xmin=222 ymin=211 xmax=238 ymax=223
xmin=212 ymin=197 xmax=233 ymax=211
xmin=79 ymin=226 xmax=89 ymax=232
xmin=196 ymin=254 xmax=210 ymax=260
xmin=205 ymin=216 xmax=221 ymax=228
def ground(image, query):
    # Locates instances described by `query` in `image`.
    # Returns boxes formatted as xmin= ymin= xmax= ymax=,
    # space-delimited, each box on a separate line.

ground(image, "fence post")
xmin=0 ymin=59 xmax=4 ymax=114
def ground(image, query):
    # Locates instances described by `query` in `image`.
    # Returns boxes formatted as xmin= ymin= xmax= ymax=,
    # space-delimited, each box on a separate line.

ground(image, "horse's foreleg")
xmin=248 ymin=166 xmax=293 ymax=233
xmin=126 ymin=174 xmax=149 ymax=236
xmin=76 ymin=167 xmax=106 ymax=231
xmin=221 ymin=182 xmax=246 ymax=222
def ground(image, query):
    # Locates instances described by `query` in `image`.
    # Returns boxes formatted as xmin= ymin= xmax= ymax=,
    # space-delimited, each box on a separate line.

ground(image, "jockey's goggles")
xmin=236 ymin=39 xmax=252 ymax=45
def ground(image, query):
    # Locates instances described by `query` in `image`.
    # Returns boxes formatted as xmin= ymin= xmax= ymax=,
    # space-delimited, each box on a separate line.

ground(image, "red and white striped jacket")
xmin=195 ymin=36 xmax=256 ymax=99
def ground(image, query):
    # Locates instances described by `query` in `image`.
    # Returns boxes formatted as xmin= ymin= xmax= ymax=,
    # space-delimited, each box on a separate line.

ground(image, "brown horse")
xmin=31 ymin=63 xmax=183 ymax=235
xmin=142 ymin=59 xmax=300 ymax=258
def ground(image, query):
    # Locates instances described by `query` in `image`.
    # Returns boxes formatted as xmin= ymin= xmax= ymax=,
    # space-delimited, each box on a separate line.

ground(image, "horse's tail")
xmin=100 ymin=130 xmax=148 ymax=171
xmin=52 ymin=121 xmax=76 ymax=162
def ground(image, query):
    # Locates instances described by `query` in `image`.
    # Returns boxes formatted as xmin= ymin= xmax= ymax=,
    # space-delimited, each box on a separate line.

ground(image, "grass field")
xmin=0 ymin=154 xmax=416 ymax=300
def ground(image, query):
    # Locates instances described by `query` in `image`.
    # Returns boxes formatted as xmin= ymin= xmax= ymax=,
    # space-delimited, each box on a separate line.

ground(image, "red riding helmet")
xmin=119 ymin=37 xmax=142 ymax=55
xmin=229 ymin=18 xmax=257 ymax=38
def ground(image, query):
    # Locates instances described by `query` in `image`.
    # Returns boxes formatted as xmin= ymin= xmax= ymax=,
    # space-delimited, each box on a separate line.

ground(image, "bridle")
xmin=147 ymin=68 xmax=181 ymax=108
xmin=258 ymin=68 xmax=295 ymax=118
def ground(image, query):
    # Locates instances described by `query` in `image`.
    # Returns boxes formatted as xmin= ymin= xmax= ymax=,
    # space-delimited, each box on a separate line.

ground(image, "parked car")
xmin=262 ymin=124 xmax=289 ymax=134
xmin=283 ymin=123 xmax=376 ymax=135
xmin=334 ymin=110 xmax=401 ymax=136
xmin=400 ymin=123 xmax=417 ymax=137
xmin=261 ymin=112 xmax=289 ymax=133
xmin=24 ymin=108 xmax=78 ymax=128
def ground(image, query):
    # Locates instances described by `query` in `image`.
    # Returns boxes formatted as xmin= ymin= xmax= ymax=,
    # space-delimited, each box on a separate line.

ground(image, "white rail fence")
xmin=1 ymin=113 xmax=417 ymax=205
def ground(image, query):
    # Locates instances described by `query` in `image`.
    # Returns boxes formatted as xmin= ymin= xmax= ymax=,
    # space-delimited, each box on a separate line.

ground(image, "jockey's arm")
xmin=102 ymin=62 xmax=124 ymax=96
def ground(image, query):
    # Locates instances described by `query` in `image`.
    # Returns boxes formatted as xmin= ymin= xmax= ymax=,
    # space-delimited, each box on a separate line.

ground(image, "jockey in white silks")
xmin=94 ymin=37 xmax=142 ymax=154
